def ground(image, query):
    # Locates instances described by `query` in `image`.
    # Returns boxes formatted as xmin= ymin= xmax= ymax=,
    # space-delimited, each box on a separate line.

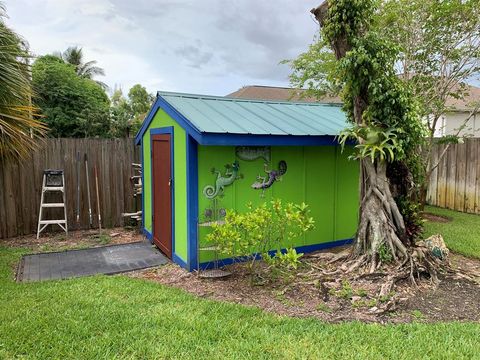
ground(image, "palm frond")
xmin=95 ymin=80 xmax=109 ymax=91
xmin=0 ymin=4 xmax=47 ymax=161
xmin=80 ymin=65 xmax=105 ymax=78
xmin=62 ymin=46 xmax=83 ymax=67
xmin=59 ymin=46 xmax=106 ymax=81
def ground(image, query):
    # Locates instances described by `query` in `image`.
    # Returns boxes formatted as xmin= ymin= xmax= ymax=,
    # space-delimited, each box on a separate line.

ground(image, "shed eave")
xmin=135 ymin=95 xmax=203 ymax=145
xmin=195 ymin=132 xmax=340 ymax=146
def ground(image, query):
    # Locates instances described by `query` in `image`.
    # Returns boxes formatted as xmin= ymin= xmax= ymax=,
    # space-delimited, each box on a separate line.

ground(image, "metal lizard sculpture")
xmin=251 ymin=160 xmax=287 ymax=196
xmin=203 ymin=161 xmax=242 ymax=199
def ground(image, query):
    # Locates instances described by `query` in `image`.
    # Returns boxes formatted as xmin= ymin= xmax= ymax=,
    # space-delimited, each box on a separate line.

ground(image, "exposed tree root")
xmin=326 ymin=250 xmax=350 ymax=265
xmin=302 ymin=240 xmax=449 ymax=315
xmin=354 ymin=272 xmax=387 ymax=281
xmin=345 ymin=159 xmax=448 ymax=291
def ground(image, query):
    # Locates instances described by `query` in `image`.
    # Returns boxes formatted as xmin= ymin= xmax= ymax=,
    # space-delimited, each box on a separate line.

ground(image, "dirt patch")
xmin=422 ymin=212 xmax=452 ymax=223
xmin=402 ymin=276 xmax=480 ymax=322
xmin=1 ymin=227 xmax=143 ymax=252
xmin=130 ymin=249 xmax=480 ymax=323
xmin=449 ymin=253 xmax=480 ymax=285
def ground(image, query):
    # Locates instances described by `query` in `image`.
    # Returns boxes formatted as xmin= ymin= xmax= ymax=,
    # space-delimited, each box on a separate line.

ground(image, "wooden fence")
xmin=427 ymin=138 xmax=480 ymax=214
xmin=0 ymin=138 xmax=140 ymax=239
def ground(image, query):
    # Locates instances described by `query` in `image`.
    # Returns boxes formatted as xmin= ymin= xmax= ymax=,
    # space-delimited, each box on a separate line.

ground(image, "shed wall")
xmin=142 ymin=108 xmax=188 ymax=262
xmin=197 ymin=145 xmax=359 ymax=263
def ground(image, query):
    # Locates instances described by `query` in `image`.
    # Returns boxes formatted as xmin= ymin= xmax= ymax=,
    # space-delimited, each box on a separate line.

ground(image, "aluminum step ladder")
xmin=37 ymin=169 xmax=68 ymax=239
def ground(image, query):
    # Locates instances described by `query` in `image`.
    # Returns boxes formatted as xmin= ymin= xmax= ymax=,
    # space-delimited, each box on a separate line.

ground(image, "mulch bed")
xmin=1 ymin=227 xmax=143 ymax=252
xmin=131 ymin=250 xmax=480 ymax=324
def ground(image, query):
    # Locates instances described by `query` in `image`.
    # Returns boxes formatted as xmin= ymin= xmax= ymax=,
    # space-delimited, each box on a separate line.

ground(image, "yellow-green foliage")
xmin=207 ymin=199 xmax=314 ymax=259
xmin=264 ymin=248 xmax=304 ymax=270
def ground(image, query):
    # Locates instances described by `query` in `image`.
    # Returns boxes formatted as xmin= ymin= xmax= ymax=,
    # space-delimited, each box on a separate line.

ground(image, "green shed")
xmin=135 ymin=91 xmax=359 ymax=271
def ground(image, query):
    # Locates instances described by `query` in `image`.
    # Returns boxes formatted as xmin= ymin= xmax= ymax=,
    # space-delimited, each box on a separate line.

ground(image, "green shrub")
xmin=263 ymin=247 xmax=304 ymax=273
xmin=207 ymin=199 xmax=314 ymax=273
xmin=378 ymin=243 xmax=393 ymax=263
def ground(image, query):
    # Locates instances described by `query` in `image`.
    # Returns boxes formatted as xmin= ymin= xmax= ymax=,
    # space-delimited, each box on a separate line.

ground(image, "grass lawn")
xmin=424 ymin=205 xmax=480 ymax=259
xmin=0 ymin=247 xmax=479 ymax=359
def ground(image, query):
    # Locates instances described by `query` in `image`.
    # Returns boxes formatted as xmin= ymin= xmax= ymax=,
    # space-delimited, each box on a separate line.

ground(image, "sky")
xmin=4 ymin=0 xmax=321 ymax=96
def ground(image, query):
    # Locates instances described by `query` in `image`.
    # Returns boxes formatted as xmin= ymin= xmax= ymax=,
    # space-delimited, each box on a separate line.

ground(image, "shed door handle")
xmin=168 ymin=178 xmax=172 ymax=186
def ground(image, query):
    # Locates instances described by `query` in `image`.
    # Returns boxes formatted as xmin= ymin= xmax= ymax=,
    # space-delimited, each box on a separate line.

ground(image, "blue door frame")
xmin=150 ymin=127 xmax=176 ymax=259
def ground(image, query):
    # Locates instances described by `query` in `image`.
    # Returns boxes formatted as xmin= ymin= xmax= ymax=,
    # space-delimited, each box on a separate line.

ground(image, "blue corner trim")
xmin=141 ymin=141 xmax=145 ymax=235
xmin=143 ymin=228 xmax=153 ymax=242
xmin=136 ymin=95 xmax=348 ymax=147
xmin=150 ymin=127 xmax=176 ymax=260
xmin=173 ymin=253 xmax=189 ymax=270
xmin=186 ymin=135 xmax=199 ymax=271
xmin=198 ymin=238 xmax=353 ymax=270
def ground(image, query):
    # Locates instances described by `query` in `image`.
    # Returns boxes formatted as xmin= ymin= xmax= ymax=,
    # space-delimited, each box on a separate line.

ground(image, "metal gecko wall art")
xmin=235 ymin=146 xmax=271 ymax=162
xmin=251 ymin=160 xmax=287 ymax=196
xmin=203 ymin=161 xmax=242 ymax=199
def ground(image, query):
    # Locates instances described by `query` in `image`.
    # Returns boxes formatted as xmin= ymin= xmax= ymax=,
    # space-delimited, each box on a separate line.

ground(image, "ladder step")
xmin=39 ymin=220 xmax=66 ymax=225
xmin=41 ymin=203 xmax=65 ymax=208
xmin=43 ymin=187 xmax=64 ymax=192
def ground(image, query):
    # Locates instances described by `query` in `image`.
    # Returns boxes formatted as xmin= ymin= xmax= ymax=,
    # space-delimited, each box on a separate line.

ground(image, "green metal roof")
xmin=158 ymin=91 xmax=347 ymax=136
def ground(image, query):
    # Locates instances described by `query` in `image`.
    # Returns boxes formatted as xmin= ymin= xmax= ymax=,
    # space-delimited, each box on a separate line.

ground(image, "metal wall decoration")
xmin=202 ymin=198 xmax=226 ymax=224
xmin=235 ymin=146 xmax=271 ymax=162
xmin=203 ymin=161 xmax=242 ymax=199
xmin=251 ymin=160 xmax=287 ymax=196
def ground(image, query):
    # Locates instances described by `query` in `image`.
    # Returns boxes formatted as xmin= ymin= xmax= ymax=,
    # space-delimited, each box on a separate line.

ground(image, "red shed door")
xmin=152 ymin=134 xmax=172 ymax=259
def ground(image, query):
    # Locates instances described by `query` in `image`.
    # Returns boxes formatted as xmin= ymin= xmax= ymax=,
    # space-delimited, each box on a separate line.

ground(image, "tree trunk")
xmin=309 ymin=1 xmax=445 ymax=283
xmin=312 ymin=2 xmax=410 ymax=268
xmin=356 ymin=159 xmax=409 ymax=270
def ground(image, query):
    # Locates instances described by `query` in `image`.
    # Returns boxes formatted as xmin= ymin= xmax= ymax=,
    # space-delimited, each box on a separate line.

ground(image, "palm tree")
xmin=55 ymin=46 xmax=108 ymax=89
xmin=0 ymin=3 xmax=47 ymax=160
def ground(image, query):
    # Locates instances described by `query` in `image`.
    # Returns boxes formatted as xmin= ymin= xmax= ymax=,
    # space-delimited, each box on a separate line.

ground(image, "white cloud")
xmin=4 ymin=0 xmax=319 ymax=95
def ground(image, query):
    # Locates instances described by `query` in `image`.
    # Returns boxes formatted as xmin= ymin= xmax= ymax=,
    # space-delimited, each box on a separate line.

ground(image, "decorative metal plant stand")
xmin=197 ymin=199 xmax=231 ymax=278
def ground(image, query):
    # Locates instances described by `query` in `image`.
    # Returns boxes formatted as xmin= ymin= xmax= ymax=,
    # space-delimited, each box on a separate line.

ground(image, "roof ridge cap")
xmin=158 ymin=91 xmax=342 ymax=107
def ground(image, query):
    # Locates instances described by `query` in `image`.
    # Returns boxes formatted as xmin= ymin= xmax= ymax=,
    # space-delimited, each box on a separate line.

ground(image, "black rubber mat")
xmin=17 ymin=241 xmax=168 ymax=282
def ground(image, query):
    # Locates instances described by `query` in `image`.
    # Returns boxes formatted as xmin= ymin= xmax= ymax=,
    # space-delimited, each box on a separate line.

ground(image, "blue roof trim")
xmin=135 ymin=95 xmax=202 ymax=145
xmin=197 ymin=133 xmax=340 ymax=146
xmin=135 ymin=95 xmax=159 ymax=145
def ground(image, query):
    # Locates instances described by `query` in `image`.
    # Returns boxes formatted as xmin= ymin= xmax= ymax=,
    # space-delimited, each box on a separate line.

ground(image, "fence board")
xmin=427 ymin=146 xmax=438 ymax=204
xmin=428 ymin=138 xmax=480 ymax=214
xmin=454 ymin=143 xmax=466 ymax=211
xmin=0 ymin=138 xmax=140 ymax=239
xmin=436 ymin=144 xmax=447 ymax=208
xmin=445 ymin=145 xmax=457 ymax=210
xmin=476 ymin=139 xmax=480 ymax=213
xmin=0 ymin=161 xmax=7 ymax=237
xmin=3 ymin=161 xmax=17 ymax=238
xmin=465 ymin=139 xmax=477 ymax=213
